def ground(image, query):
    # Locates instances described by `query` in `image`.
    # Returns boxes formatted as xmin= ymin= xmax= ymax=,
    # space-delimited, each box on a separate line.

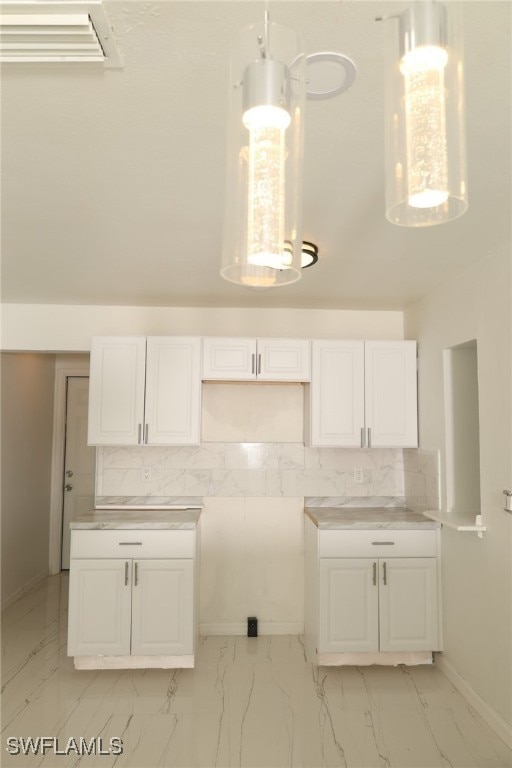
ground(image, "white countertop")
xmin=71 ymin=508 xmax=201 ymax=530
xmin=305 ymin=507 xmax=440 ymax=529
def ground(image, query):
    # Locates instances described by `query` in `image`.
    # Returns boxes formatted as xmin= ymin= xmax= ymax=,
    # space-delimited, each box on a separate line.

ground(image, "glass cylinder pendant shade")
xmin=221 ymin=19 xmax=305 ymax=286
xmin=383 ymin=2 xmax=467 ymax=226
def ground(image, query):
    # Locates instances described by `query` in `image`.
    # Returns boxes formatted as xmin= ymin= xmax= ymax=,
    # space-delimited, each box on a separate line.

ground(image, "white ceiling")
xmin=1 ymin=0 xmax=511 ymax=310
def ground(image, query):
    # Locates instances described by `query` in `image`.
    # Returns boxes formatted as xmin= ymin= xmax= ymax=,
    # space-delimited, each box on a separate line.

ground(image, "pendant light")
xmin=221 ymin=13 xmax=305 ymax=287
xmin=381 ymin=1 xmax=467 ymax=226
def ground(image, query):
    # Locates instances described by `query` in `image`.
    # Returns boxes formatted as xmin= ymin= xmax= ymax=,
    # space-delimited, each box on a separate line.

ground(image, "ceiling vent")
xmin=0 ymin=1 xmax=122 ymax=66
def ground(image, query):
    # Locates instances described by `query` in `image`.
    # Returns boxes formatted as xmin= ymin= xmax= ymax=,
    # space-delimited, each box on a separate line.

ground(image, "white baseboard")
xmin=200 ymin=622 xmax=304 ymax=636
xmin=1 ymin=568 xmax=49 ymax=612
xmin=435 ymin=654 xmax=512 ymax=749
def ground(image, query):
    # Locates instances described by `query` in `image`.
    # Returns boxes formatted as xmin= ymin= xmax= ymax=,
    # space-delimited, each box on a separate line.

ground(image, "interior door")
xmin=61 ymin=377 xmax=95 ymax=569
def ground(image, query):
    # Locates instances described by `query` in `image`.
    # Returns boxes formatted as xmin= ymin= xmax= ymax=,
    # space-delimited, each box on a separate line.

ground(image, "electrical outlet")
xmin=353 ymin=468 xmax=364 ymax=484
xmin=142 ymin=467 xmax=152 ymax=482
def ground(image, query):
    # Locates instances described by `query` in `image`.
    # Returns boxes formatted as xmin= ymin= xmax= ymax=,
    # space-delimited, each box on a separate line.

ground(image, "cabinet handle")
xmin=257 ymin=353 xmax=261 ymax=375
xmin=134 ymin=562 xmax=138 ymax=587
xmin=144 ymin=424 xmax=149 ymax=444
xmin=383 ymin=561 xmax=387 ymax=586
xmin=118 ymin=542 xmax=142 ymax=546
xmin=360 ymin=427 xmax=366 ymax=448
xmin=372 ymin=562 xmax=377 ymax=586
xmin=367 ymin=427 xmax=372 ymax=447
xmin=124 ymin=561 xmax=129 ymax=586
xmin=251 ymin=353 xmax=255 ymax=374
xmin=138 ymin=424 xmax=142 ymax=444
xmin=371 ymin=541 xmax=395 ymax=546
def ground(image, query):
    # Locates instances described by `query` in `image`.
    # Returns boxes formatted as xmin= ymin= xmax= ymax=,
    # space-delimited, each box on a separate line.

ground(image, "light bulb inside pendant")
xmin=242 ymin=65 xmax=292 ymax=271
xmin=243 ymin=104 xmax=291 ymax=269
xmin=400 ymin=43 xmax=449 ymax=209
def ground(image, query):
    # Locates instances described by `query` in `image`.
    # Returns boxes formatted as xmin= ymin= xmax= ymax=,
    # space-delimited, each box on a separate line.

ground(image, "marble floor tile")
xmin=2 ymin=574 xmax=511 ymax=768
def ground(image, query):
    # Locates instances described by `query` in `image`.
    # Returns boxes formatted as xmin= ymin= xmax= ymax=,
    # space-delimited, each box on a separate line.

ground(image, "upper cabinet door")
xmin=145 ymin=337 xmax=201 ymax=445
xmin=309 ymin=340 xmax=365 ymax=446
xmin=202 ymin=338 xmax=257 ymax=380
xmin=88 ymin=336 xmax=146 ymax=445
xmin=257 ymin=338 xmax=311 ymax=381
xmin=365 ymin=341 xmax=418 ymax=447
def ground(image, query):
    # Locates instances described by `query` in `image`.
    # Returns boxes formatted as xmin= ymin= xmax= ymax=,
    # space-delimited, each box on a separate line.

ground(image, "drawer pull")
xmin=371 ymin=541 xmax=395 ymax=546
xmin=118 ymin=542 xmax=142 ymax=546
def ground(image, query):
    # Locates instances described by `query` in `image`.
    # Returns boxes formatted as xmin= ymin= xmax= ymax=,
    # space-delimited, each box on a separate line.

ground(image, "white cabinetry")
xmin=88 ymin=336 xmax=201 ymax=446
xmin=68 ymin=528 xmax=198 ymax=668
xmin=307 ymin=339 xmax=417 ymax=447
xmin=202 ymin=337 xmax=310 ymax=381
xmin=305 ymin=519 xmax=441 ymax=665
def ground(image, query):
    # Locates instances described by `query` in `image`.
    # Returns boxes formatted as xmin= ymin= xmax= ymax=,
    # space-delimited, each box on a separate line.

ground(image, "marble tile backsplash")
xmin=96 ymin=444 xmax=406 ymax=499
xmin=404 ymin=448 xmax=440 ymax=511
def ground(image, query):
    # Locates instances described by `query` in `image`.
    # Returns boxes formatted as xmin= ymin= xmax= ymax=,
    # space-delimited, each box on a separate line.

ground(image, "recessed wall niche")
xmin=443 ymin=340 xmax=481 ymax=520
xmin=201 ymin=382 xmax=304 ymax=443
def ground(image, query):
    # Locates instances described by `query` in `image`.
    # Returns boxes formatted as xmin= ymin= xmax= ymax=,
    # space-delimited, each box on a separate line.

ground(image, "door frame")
xmin=49 ymin=355 xmax=90 ymax=574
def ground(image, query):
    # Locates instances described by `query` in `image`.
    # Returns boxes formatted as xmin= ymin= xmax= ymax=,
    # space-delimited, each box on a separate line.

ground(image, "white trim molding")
xmin=49 ymin=355 xmax=90 ymax=574
xmin=199 ymin=622 xmax=304 ymax=636
xmin=1 ymin=568 xmax=49 ymax=613
xmin=435 ymin=653 xmax=512 ymax=749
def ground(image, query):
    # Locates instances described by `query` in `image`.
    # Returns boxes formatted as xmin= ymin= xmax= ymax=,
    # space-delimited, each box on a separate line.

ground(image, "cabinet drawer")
xmin=318 ymin=529 xmax=437 ymax=558
xmin=71 ymin=530 xmax=196 ymax=559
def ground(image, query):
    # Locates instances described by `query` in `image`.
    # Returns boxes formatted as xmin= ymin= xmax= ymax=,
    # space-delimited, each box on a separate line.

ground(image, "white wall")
xmin=0 ymin=304 xmax=404 ymax=351
xmin=404 ymin=246 xmax=512 ymax=736
xmin=1 ymin=352 xmax=56 ymax=607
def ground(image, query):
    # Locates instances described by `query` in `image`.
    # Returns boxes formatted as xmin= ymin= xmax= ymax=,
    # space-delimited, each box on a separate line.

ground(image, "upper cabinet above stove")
xmin=202 ymin=337 xmax=311 ymax=382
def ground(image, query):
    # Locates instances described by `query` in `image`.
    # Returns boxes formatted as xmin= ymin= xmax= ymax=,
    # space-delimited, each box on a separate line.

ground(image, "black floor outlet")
xmin=247 ymin=617 xmax=258 ymax=637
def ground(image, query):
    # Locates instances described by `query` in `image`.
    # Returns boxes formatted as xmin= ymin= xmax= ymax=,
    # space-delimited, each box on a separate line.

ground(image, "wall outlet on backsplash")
xmin=353 ymin=468 xmax=364 ymax=484
xmin=142 ymin=467 xmax=152 ymax=482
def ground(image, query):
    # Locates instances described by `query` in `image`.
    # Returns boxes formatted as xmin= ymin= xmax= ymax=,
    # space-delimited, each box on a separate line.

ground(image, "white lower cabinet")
xmin=131 ymin=559 xmax=193 ymax=656
xmin=305 ymin=518 xmax=441 ymax=665
xmin=68 ymin=528 xmax=197 ymax=668
xmin=319 ymin=557 xmax=438 ymax=654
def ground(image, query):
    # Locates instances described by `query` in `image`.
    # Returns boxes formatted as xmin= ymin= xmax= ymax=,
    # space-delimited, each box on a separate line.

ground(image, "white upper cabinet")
xmin=202 ymin=337 xmax=310 ymax=381
xmin=365 ymin=340 xmax=418 ymax=448
xmin=309 ymin=340 xmax=365 ymax=447
xmin=202 ymin=338 xmax=256 ymax=380
xmin=257 ymin=338 xmax=311 ymax=381
xmin=145 ymin=337 xmax=201 ymax=446
xmin=88 ymin=336 xmax=146 ymax=446
xmin=307 ymin=339 xmax=418 ymax=447
xmin=88 ymin=336 xmax=201 ymax=446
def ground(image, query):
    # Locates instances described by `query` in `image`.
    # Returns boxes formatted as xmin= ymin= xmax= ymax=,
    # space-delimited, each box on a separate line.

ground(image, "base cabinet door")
xmin=68 ymin=559 xmax=132 ymax=656
xmin=379 ymin=558 xmax=438 ymax=651
xmin=131 ymin=560 xmax=194 ymax=656
xmin=319 ymin=559 xmax=379 ymax=653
